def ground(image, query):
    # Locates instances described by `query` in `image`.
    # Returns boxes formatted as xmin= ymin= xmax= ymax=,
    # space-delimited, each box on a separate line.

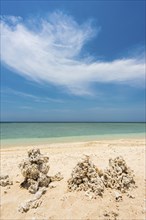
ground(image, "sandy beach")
xmin=0 ymin=138 xmax=145 ymax=220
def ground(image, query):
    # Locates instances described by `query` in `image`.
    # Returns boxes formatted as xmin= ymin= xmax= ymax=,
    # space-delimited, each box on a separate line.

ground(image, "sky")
xmin=0 ymin=0 xmax=145 ymax=122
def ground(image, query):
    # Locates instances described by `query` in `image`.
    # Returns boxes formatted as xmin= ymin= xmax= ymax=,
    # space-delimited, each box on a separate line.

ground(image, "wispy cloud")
xmin=0 ymin=12 xmax=145 ymax=95
xmin=1 ymin=88 xmax=64 ymax=103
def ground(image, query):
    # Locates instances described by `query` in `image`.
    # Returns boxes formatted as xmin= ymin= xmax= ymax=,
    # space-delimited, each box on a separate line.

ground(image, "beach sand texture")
xmin=0 ymin=138 xmax=145 ymax=220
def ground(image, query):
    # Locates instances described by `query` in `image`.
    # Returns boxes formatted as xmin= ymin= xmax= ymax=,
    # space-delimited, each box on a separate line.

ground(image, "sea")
xmin=0 ymin=122 xmax=145 ymax=147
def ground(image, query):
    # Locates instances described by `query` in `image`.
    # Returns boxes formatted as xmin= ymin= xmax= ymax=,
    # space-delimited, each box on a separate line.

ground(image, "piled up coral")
xmin=0 ymin=175 xmax=13 ymax=187
xmin=68 ymin=155 xmax=136 ymax=199
xmin=18 ymin=148 xmax=63 ymax=212
xmin=68 ymin=156 xmax=104 ymax=198
xmin=19 ymin=148 xmax=63 ymax=194
xmin=102 ymin=156 xmax=135 ymax=192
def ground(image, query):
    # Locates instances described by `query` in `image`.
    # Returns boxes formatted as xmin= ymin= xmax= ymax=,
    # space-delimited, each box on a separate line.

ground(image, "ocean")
xmin=0 ymin=122 xmax=145 ymax=147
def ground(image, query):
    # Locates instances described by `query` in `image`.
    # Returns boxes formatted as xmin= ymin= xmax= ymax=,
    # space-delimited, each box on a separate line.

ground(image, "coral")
xmin=68 ymin=155 xmax=136 ymax=199
xmin=19 ymin=148 xmax=51 ymax=193
xmin=0 ymin=175 xmax=13 ymax=187
xmin=102 ymin=156 xmax=135 ymax=192
xmin=50 ymin=172 xmax=64 ymax=182
xmin=68 ymin=156 xmax=104 ymax=198
xmin=18 ymin=148 xmax=64 ymax=212
xmin=19 ymin=148 xmax=63 ymax=194
xmin=103 ymin=210 xmax=119 ymax=220
xmin=18 ymin=187 xmax=46 ymax=213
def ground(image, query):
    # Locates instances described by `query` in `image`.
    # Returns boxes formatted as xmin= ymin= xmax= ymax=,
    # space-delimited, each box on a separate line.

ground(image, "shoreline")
xmin=1 ymin=133 xmax=145 ymax=149
xmin=1 ymin=137 xmax=145 ymax=151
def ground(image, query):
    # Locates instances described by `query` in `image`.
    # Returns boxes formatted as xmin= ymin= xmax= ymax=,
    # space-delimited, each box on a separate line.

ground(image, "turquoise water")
xmin=0 ymin=122 xmax=145 ymax=147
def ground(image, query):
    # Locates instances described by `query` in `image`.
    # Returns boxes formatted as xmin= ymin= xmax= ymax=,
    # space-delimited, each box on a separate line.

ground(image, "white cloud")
xmin=0 ymin=12 xmax=145 ymax=95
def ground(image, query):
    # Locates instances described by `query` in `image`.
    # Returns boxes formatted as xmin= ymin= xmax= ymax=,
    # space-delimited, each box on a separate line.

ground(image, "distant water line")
xmin=0 ymin=122 xmax=145 ymax=147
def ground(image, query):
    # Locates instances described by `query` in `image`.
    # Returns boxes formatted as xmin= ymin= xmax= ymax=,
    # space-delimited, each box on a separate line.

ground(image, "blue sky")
xmin=1 ymin=0 xmax=145 ymax=122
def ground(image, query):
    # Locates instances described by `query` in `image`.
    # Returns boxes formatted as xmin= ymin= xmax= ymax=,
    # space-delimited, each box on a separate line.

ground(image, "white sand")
xmin=0 ymin=138 xmax=145 ymax=219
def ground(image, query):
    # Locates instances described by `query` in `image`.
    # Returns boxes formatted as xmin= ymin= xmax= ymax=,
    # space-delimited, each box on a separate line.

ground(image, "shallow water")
xmin=1 ymin=122 xmax=145 ymax=147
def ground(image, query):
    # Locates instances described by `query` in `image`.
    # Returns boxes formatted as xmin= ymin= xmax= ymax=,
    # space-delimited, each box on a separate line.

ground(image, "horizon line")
xmin=0 ymin=121 xmax=146 ymax=123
